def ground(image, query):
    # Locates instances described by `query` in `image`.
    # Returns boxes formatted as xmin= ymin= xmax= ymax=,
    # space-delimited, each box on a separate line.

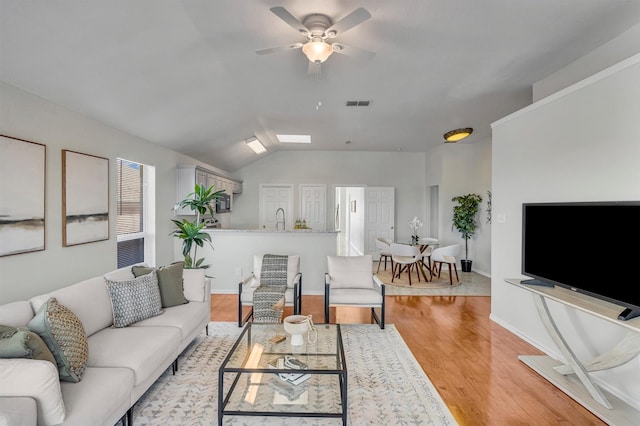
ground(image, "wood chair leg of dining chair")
xmin=437 ymin=262 xmax=442 ymax=278
xmin=448 ymin=263 xmax=453 ymax=285
xmin=391 ymin=263 xmax=397 ymax=283
xmin=377 ymin=258 xmax=381 ymax=273
xmin=407 ymin=264 xmax=412 ymax=286
xmin=454 ymin=264 xmax=459 ymax=283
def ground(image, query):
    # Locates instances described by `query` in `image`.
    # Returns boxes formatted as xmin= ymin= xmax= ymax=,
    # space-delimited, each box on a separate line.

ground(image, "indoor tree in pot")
xmin=452 ymin=193 xmax=482 ymax=272
xmin=171 ymin=184 xmax=224 ymax=276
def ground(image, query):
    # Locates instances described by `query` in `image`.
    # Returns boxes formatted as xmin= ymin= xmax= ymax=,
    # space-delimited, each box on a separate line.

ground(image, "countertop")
xmin=204 ymin=228 xmax=339 ymax=234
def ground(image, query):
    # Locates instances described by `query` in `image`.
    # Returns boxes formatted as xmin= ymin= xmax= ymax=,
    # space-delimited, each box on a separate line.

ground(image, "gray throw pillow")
xmin=0 ymin=325 xmax=57 ymax=366
xmin=27 ymin=298 xmax=89 ymax=382
xmin=131 ymin=262 xmax=188 ymax=308
xmin=105 ymin=272 xmax=163 ymax=328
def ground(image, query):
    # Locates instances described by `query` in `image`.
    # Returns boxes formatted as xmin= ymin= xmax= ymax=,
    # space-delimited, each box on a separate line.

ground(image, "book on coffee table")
xmin=269 ymin=356 xmax=310 ymax=385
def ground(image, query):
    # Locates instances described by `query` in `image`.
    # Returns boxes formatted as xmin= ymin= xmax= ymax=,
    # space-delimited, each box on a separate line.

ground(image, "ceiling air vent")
xmin=346 ymin=100 xmax=371 ymax=107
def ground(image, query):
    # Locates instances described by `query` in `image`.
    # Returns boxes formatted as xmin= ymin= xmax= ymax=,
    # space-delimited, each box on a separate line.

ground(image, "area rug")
xmin=132 ymin=322 xmax=457 ymax=425
xmin=375 ymin=264 xmax=491 ymax=296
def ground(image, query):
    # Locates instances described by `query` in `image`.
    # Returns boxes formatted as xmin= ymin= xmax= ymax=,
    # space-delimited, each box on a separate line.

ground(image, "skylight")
xmin=276 ymin=134 xmax=311 ymax=144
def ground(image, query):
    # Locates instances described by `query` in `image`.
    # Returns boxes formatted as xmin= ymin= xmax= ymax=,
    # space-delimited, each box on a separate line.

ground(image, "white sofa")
xmin=0 ymin=265 xmax=211 ymax=426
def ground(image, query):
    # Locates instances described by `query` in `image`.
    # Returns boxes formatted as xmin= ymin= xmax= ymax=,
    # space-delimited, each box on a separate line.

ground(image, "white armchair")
xmin=431 ymin=244 xmax=461 ymax=285
xmin=238 ymin=255 xmax=302 ymax=327
xmin=325 ymin=255 xmax=385 ymax=329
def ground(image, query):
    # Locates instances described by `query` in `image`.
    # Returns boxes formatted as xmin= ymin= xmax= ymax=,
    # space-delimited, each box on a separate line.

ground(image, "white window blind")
xmin=117 ymin=159 xmax=145 ymax=267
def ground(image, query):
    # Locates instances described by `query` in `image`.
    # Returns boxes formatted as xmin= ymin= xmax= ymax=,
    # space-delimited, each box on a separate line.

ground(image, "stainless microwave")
xmin=216 ymin=193 xmax=231 ymax=213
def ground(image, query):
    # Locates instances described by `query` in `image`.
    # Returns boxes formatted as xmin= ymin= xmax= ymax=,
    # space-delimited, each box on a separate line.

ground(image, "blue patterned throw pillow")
xmin=105 ymin=272 xmax=163 ymax=328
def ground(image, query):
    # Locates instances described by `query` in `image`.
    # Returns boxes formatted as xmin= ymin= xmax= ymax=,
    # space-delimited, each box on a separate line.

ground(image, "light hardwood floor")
xmin=211 ymin=294 xmax=605 ymax=425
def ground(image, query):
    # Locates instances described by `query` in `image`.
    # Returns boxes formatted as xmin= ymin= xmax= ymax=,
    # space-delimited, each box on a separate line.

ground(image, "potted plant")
xmin=451 ymin=193 xmax=482 ymax=272
xmin=171 ymin=184 xmax=224 ymax=270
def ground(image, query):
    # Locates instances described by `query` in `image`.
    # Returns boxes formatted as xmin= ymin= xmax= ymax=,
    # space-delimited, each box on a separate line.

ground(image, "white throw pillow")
xmin=252 ymin=255 xmax=300 ymax=288
xmin=327 ymin=255 xmax=373 ymax=289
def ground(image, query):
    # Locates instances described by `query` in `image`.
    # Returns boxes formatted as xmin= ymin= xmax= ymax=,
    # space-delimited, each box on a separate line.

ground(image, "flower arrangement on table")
xmin=408 ymin=216 xmax=423 ymax=244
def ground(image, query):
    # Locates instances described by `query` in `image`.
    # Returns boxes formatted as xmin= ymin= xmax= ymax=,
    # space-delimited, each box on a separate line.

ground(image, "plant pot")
xmin=461 ymin=260 xmax=473 ymax=272
xmin=182 ymin=268 xmax=206 ymax=301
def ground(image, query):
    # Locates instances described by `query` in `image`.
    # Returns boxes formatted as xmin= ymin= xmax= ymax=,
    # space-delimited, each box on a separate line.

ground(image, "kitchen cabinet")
xmin=176 ymin=165 xmax=242 ymax=215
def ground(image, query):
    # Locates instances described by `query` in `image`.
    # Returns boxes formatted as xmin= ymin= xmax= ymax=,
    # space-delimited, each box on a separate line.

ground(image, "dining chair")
xmin=431 ymin=245 xmax=461 ymax=285
xmin=418 ymin=237 xmax=439 ymax=278
xmin=237 ymin=254 xmax=302 ymax=327
xmin=375 ymin=237 xmax=393 ymax=273
xmin=325 ymin=255 xmax=385 ymax=329
xmin=390 ymin=243 xmax=423 ymax=285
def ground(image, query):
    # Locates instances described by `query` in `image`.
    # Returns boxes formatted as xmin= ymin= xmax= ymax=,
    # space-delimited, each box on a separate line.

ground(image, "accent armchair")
xmin=238 ymin=254 xmax=302 ymax=327
xmin=325 ymin=255 xmax=385 ymax=329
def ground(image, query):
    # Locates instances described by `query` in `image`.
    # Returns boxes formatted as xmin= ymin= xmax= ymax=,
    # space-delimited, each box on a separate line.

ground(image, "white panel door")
xmin=365 ymin=187 xmax=395 ymax=256
xmin=300 ymin=184 xmax=326 ymax=231
xmin=259 ymin=184 xmax=294 ymax=230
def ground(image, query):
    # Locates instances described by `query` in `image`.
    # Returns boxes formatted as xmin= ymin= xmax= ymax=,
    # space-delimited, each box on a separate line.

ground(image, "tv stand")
xmin=505 ymin=279 xmax=640 ymax=425
xmin=521 ymin=278 xmax=554 ymax=287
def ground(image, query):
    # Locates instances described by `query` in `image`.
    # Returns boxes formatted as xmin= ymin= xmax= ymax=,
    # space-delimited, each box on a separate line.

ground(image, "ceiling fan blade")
xmin=325 ymin=8 xmax=371 ymax=38
xmin=256 ymin=43 xmax=303 ymax=56
xmin=331 ymin=43 xmax=376 ymax=61
xmin=270 ymin=7 xmax=309 ymax=36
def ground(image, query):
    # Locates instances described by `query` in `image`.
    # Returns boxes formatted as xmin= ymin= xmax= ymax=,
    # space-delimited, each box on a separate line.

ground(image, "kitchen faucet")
xmin=275 ymin=208 xmax=285 ymax=230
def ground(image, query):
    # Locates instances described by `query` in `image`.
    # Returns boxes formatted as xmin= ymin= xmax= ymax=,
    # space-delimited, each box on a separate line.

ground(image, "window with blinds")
xmin=117 ymin=159 xmax=145 ymax=268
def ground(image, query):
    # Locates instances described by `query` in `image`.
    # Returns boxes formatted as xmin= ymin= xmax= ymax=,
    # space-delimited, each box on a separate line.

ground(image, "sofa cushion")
xmin=29 ymin=276 xmax=114 ymax=338
xmin=0 ymin=301 xmax=34 ymax=328
xmin=60 ymin=366 xmax=134 ymax=426
xmin=27 ymin=298 xmax=88 ymax=383
xmin=0 ymin=325 xmax=56 ymax=366
xmin=327 ymin=255 xmax=374 ymax=289
xmin=253 ymin=255 xmax=300 ymax=289
xmin=104 ymin=272 xmax=163 ymax=328
xmin=131 ymin=301 xmax=208 ymax=341
xmin=131 ymin=262 xmax=188 ymax=308
xmin=0 ymin=358 xmax=65 ymax=426
xmin=86 ymin=326 xmax=180 ymax=386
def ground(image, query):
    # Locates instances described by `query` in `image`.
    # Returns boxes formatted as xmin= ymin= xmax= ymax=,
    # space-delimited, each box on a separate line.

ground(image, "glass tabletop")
xmin=218 ymin=322 xmax=347 ymax=424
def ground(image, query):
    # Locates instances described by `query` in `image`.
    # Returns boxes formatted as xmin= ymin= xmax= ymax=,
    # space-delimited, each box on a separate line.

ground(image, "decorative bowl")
xmin=283 ymin=315 xmax=310 ymax=346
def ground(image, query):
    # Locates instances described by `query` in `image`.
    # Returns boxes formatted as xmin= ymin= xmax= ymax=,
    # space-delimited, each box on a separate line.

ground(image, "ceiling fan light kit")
xmin=302 ymin=38 xmax=333 ymax=63
xmin=246 ymin=137 xmax=266 ymax=154
xmin=444 ymin=128 xmax=473 ymax=143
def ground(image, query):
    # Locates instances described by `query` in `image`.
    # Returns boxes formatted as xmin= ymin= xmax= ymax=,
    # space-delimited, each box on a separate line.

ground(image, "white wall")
xmin=0 ymin=82 xmax=223 ymax=304
xmin=230 ymin=150 xmax=426 ymax=243
xmin=491 ymin=56 xmax=640 ymax=408
xmin=533 ymin=23 xmax=640 ymax=101
xmin=425 ymin=138 xmax=492 ymax=276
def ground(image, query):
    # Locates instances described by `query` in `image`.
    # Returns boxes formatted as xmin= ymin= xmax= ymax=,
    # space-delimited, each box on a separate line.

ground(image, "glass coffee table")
xmin=218 ymin=322 xmax=347 ymax=425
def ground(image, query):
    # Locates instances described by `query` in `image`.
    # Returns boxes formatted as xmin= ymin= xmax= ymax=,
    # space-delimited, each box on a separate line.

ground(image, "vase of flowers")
xmin=408 ymin=216 xmax=423 ymax=244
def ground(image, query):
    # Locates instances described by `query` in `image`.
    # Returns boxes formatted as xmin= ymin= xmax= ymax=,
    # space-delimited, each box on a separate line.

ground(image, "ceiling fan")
xmin=256 ymin=6 xmax=375 ymax=66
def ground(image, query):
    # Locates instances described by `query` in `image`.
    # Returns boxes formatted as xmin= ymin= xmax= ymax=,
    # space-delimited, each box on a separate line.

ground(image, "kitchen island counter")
xmin=185 ymin=229 xmax=339 ymax=294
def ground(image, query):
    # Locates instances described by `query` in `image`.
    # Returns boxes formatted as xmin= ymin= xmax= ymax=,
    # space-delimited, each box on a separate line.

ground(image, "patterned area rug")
xmin=375 ymin=264 xmax=491 ymax=296
xmin=132 ymin=322 xmax=457 ymax=425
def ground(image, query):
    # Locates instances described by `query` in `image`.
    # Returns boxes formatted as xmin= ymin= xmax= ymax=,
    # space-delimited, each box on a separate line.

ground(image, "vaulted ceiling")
xmin=2 ymin=1 xmax=639 ymax=171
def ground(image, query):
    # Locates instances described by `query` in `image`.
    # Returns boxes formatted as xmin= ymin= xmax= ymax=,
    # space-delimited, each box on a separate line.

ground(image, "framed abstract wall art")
xmin=0 ymin=135 xmax=46 ymax=257
xmin=62 ymin=150 xmax=109 ymax=246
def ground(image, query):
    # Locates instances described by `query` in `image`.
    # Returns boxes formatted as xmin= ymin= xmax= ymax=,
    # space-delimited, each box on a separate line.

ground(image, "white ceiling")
xmin=2 ymin=1 xmax=640 ymax=171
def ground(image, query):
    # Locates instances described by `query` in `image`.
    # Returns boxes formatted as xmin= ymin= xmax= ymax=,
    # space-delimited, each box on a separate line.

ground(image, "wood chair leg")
xmin=391 ymin=263 xmax=398 ymax=282
xmin=437 ymin=262 xmax=442 ymax=278
xmin=448 ymin=263 xmax=453 ymax=285
xmin=377 ymin=257 xmax=382 ymax=273
xmin=453 ymin=264 xmax=459 ymax=283
xmin=407 ymin=264 xmax=412 ymax=286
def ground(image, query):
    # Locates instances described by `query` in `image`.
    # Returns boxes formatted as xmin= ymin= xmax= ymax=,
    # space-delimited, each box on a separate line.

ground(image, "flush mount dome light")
xmin=444 ymin=128 xmax=473 ymax=143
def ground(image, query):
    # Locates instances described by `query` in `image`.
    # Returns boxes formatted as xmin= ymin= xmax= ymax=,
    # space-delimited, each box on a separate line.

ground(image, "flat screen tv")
xmin=522 ymin=201 xmax=640 ymax=321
